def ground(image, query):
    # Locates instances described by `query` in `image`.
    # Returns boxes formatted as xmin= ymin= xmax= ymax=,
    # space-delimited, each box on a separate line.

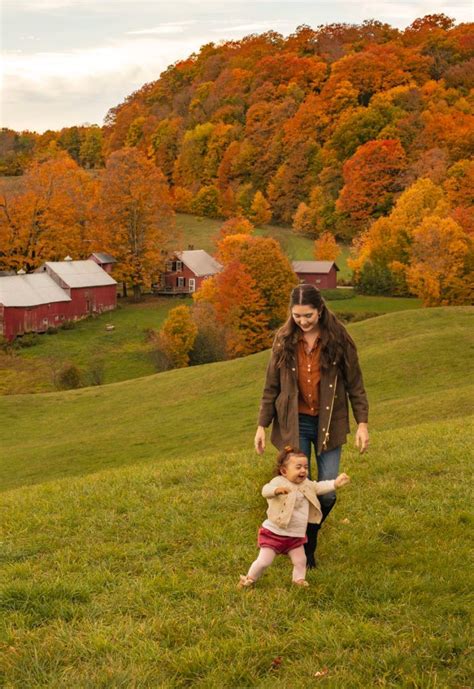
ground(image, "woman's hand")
xmin=274 ymin=486 xmax=289 ymax=495
xmin=254 ymin=426 xmax=266 ymax=455
xmin=355 ymin=423 xmax=369 ymax=454
xmin=335 ymin=472 xmax=350 ymax=488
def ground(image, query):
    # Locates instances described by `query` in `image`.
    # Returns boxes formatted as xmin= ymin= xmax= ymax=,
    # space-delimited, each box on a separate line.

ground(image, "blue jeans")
xmin=298 ymin=413 xmax=341 ymax=512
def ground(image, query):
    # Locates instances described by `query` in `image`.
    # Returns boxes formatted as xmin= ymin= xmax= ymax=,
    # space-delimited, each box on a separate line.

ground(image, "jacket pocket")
xmin=275 ymin=393 xmax=290 ymax=428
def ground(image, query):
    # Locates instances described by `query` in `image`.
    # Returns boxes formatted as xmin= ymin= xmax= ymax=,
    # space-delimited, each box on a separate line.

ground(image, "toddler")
xmin=239 ymin=446 xmax=350 ymax=588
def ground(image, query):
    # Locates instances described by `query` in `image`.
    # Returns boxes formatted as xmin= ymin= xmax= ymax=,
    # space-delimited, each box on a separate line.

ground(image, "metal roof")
xmin=40 ymin=260 xmax=117 ymax=288
xmin=0 ymin=273 xmax=72 ymax=307
xmin=292 ymin=261 xmax=339 ymax=274
xmin=176 ymin=250 xmax=222 ymax=277
xmin=90 ymin=252 xmax=117 ymax=264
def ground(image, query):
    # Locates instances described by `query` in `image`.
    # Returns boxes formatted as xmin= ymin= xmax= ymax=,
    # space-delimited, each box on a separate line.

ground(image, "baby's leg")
xmin=247 ymin=548 xmax=276 ymax=581
xmin=289 ymin=546 xmax=307 ymax=582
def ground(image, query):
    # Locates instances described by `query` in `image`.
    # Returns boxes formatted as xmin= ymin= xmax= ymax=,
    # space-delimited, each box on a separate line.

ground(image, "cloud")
xmin=127 ymin=21 xmax=197 ymax=36
xmin=1 ymin=36 xmax=204 ymax=130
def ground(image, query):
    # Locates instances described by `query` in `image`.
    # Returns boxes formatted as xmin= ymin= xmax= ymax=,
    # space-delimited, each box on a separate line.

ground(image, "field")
xmin=176 ymin=213 xmax=353 ymax=281
xmin=1 ymin=307 xmax=473 ymax=687
xmin=0 ymin=292 xmax=420 ymax=395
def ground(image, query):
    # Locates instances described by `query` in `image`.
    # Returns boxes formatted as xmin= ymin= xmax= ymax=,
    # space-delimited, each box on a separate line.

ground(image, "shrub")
xmin=58 ymin=363 xmax=82 ymax=390
xmin=46 ymin=326 xmax=59 ymax=335
xmin=10 ymin=333 xmax=40 ymax=349
xmin=60 ymin=320 xmax=76 ymax=331
xmin=322 ymin=288 xmax=354 ymax=301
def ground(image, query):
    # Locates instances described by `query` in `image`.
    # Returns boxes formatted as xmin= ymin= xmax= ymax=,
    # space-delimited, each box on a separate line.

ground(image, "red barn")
xmin=37 ymin=259 xmax=117 ymax=316
xmin=156 ymin=250 xmax=222 ymax=295
xmin=0 ymin=259 xmax=117 ymax=341
xmin=88 ymin=252 xmax=117 ymax=275
xmin=0 ymin=272 xmax=72 ymax=341
xmin=292 ymin=261 xmax=339 ymax=289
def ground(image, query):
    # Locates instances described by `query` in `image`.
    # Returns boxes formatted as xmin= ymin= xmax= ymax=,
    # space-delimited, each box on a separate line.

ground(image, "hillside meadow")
xmin=1 ymin=307 xmax=473 ymax=687
xmin=0 ymin=289 xmax=420 ymax=395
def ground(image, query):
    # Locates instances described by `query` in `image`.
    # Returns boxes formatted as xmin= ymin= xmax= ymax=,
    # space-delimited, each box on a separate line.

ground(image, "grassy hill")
xmin=1 ymin=307 xmax=473 ymax=687
xmin=0 ymin=291 xmax=420 ymax=395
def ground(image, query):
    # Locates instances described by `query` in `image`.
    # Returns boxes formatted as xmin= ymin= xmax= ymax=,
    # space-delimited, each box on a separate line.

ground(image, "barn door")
xmin=189 ymin=278 xmax=196 ymax=293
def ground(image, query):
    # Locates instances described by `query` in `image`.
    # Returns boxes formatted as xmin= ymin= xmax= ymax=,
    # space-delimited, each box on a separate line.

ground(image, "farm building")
xmin=89 ymin=252 xmax=117 ymax=274
xmin=0 ymin=259 xmax=117 ymax=341
xmin=0 ymin=272 xmax=72 ymax=341
xmin=155 ymin=250 xmax=222 ymax=295
xmin=292 ymin=261 xmax=339 ymax=289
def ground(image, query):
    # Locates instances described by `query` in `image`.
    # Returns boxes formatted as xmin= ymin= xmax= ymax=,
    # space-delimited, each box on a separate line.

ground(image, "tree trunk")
xmin=122 ymin=282 xmax=127 ymax=298
xmin=132 ymin=284 xmax=142 ymax=302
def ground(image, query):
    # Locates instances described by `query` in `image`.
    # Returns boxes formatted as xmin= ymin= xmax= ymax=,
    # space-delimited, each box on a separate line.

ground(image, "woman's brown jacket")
xmin=257 ymin=332 xmax=369 ymax=455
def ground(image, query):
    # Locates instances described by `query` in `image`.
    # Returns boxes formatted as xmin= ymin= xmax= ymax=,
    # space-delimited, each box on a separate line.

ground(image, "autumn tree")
xmin=314 ymin=232 xmax=341 ymax=262
xmin=0 ymin=153 xmax=98 ymax=272
xmin=336 ymin=139 xmax=407 ymax=234
xmin=158 ymin=305 xmax=198 ymax=367
xmin=249 ymin=190 xmax=272 ymax=225
xmin=194 ymin=261 xmax=271 ymax=357
xmin=217 ymin=216 xmax=254 ymax=242
xmin=216 ymin=234 xmax=297 ymax=328
xmin=97 ymin=148 xmax=175 ymax=300
xmin=405 ymin=216 xmax=471 ymax=305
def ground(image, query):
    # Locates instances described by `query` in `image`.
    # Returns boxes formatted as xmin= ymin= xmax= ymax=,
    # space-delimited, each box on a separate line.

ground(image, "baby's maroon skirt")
xmin=257 ymin=527 xmax=308 ymax=555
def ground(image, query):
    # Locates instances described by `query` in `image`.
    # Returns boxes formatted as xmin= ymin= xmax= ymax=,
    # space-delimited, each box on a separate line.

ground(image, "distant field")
xmin=176 ymin=213 xmax=353 ymax=281
xmin=1 ymin=307 xmax=472 ymax=688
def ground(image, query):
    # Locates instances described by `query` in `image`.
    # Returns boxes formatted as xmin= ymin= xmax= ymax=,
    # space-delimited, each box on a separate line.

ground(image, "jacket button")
xmin=326 ymin=406 xmax=330 ymax=410
xmin=329 ymin=384 xmax=333 ymax=388
xmin=322 ymin=427 xmax=326 ymax=431
xmin=292 ymin=367 xmax=296 ymax=371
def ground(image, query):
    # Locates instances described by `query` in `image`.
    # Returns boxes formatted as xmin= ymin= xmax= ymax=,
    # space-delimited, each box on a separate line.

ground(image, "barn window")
xmin=165 ymin=261 xmax=173 ymax=271
xmin=175 ymin=261 xmax=183 ymax=272
xmin=316 ymin=279 xmax=321 ymax=284
xmin=177 ymin=277 xmax=185 ymax=287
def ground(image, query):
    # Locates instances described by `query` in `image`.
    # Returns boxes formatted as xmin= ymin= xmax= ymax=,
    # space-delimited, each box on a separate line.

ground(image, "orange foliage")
xmin=0 ymin=153 xmax=98 ymax=272
xmin=314 ymin=232 xmax=341 ymax=261
xmin=336 ymin=139 xmax=407 ymax=231
xmin=97 ymin=148 xmax=174 ymax=299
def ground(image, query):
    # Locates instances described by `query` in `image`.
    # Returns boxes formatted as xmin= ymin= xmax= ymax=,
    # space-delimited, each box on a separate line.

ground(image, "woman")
xmin=254 ymin=284 xmax=369 ymax=568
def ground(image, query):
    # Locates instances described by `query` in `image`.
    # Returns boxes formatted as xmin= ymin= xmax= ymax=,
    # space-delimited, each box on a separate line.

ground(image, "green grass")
xmin=176 ymin=213 xmax=353 ymax=281
xmin=0 ymin=290 xmax=420 ymax=395
xmin=0 ymin=297 xmax=191 ymax=394
xmin=0 ymin=308 xmax=473 ymax=687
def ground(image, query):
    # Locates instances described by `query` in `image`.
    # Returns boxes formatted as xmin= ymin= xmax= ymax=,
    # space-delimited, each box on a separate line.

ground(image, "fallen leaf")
xmin=314 ymin=666 xmax=329 ymax=678
xmin=341 ymin=518 xmax=350 ymax=524
xmin=271 ymin=656 xmax=282 ymax=669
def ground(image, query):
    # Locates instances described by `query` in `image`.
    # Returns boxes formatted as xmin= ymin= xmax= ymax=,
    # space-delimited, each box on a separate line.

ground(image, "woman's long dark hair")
xmin=275 ymin=284 xmax=354 ymax=371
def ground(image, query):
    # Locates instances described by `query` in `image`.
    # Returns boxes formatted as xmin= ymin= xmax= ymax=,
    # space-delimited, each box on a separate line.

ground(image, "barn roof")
xmin=0 ymin=273 xmax=71 ymax=307
xmin=39 ymin=260 xmax=117 ymax=288
xmin=90 ymin=252 xmax=117 ymax=264
xmin=176 ymin=250 xmax=222 ymax=277
xmin=292 ymin=261 xmax=339 ymax=274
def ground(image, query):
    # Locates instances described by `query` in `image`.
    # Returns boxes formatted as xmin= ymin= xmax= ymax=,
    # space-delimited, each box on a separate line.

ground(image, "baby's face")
xmin=281 ymin=454 xmax=308 ymax=484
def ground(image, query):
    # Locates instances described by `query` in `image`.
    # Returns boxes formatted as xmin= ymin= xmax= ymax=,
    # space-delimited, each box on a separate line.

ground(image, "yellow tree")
xmin=159 ymin=305 xmax=198 ymax=367
xmin=406 ymin=216 xmax=471 ymax=305
xmin=249 ymin=191 xmax=272 ymax=226
xmin=314 ymin=232 xmax=341 ymax=261
xmin=97 ymin=148 xmax=175 ymax=300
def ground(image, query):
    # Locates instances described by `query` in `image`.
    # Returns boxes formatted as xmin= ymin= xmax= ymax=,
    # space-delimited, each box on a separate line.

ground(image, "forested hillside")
xmin=1 ymin=15 xmax=472 ymax=305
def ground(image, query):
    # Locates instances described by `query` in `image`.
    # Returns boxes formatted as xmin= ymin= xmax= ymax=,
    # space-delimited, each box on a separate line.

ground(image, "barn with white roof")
xmin=0 ymin=258 xmax=117 ymax=341
xmin=156 ymin=249 xmax=222 ymax=294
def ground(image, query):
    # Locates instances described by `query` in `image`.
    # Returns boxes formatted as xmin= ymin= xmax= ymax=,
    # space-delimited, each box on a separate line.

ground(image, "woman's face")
xmin=291 ymin=304 xmax=320 ymax=333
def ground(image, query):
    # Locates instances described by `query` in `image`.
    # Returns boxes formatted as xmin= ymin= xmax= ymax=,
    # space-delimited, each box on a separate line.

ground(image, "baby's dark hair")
xmin=274 ymin=445 xmax=307 ymax=476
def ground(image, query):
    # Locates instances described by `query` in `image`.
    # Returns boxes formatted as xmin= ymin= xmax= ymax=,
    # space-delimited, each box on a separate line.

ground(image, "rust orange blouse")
xmin=297 ymin=333 xmax=321 ymax=416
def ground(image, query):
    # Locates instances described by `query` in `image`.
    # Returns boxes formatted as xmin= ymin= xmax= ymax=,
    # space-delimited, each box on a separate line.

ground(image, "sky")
xmin=1 ymin=0 xmax=472 ymax=133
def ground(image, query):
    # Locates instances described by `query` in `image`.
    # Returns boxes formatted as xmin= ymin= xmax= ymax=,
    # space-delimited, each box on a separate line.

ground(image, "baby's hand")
xmin=335 ymin=473 xmax=350 ymax=488
xmin=274 ymin=487 xmax=289 ymax=495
